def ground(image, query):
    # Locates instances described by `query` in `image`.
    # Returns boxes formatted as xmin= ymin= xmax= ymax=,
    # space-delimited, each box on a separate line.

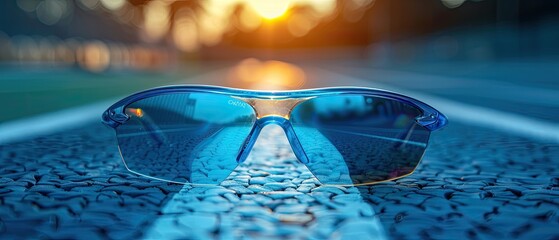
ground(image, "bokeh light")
xmin=248 ymin=0 xmax=290 ymax=20
xmin=100 ymin=0 xmax=125 ymax=11
xmin=143 ymin=1 xmax=170 ymax=42
xmin=17 ymin=0 xmax=73 ymax=26
xmin=238 ymin=6 xmax=262 ymax=32
xmin=227 ymin=58 xmax=307 ymax=90
xmin=77 ymin=41 xmax=110 ymax=72
xmin=16 ymin=0 xmax=40 ymax=12
xmin=288 ymin=12 xmax=318 ymax=37
xmin=441 ymin=0 xmax=466 ymax=9
xmin=77 ymin=0 xmax=99 ymax=10
xmin=173 ymin=9 xmax=199 ymax=52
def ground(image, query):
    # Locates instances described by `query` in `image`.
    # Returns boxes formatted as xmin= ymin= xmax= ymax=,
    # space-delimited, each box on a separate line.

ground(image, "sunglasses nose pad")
xmin=235 ymin=116 xmax=310 ymax=164
xmin=236 ymin=123 xmax=262 ymax=163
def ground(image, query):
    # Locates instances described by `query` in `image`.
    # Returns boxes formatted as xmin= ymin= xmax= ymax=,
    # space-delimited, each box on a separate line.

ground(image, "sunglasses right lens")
xmin=290 ymin=94 xmax=431 ymax=185
xmin=115 ymin=93 xmax=256 ymax=184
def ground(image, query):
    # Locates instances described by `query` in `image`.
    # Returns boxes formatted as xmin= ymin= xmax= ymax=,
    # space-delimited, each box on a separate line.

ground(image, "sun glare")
xmin=227 ymin=58 xmax=307 ymax=90
xmin=248 ymin=0 xmax=290 ymax=20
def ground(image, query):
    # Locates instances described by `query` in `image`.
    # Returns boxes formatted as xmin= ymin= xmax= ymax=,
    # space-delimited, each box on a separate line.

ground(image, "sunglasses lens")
xmin=115 ymin=93 xmax=255 ymax=184
xmin=290 ymin=95 xmax=430 ymax=185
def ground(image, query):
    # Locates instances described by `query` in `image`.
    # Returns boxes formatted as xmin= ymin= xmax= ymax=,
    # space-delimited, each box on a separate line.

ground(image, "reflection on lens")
xmin=290 ymin=95 xmax=430 ymax=185
xmin=116 ymin=93 xmax=255 ymax=184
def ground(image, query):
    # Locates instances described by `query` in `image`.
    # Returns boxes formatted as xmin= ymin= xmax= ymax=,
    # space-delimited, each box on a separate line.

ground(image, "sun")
xmin=248 ymin=0 xmax=290 ymax=20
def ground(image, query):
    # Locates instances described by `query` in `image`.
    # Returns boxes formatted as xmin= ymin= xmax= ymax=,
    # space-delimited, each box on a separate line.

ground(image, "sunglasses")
xmin=102 ymin=85 xmax=447 ymax=186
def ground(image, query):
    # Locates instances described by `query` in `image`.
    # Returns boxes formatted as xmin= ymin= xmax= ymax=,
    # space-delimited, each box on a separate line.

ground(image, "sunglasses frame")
xmin=102 ymin=85 xmax=448 ymax=185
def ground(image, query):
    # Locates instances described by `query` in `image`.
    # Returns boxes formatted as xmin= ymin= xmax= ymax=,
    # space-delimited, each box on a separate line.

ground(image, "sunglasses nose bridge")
xmin=236 ymin=116 xmax=310 ymax=164
xmin=236 ymin=97 xmax=309 ymax=119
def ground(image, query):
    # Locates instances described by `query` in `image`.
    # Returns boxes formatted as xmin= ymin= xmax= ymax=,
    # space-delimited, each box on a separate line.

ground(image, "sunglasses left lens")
xmin=115 ymin=93 xmax=256 ymax=184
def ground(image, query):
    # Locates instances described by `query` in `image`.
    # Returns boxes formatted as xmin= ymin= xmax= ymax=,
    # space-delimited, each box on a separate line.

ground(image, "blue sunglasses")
xmin=102 ymin=85 xmax=447 ymax=186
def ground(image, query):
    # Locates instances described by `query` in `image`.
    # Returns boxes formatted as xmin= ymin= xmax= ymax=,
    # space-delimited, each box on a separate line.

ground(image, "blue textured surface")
xmin=0 ymin=120 xmax=557 ymax=239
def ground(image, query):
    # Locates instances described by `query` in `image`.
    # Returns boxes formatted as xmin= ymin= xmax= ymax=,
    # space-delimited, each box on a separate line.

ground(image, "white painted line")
xmin=411 ymin=95 xmax=559 ymax=143
xmin=0 ymin=99 xmax=116 ymax=145
xmin=321 ymin=127 xmax=428 ymax=147
xmin=313 ymin=68 xmax=559 ymax=143
xmin=337 ymin=66 xmax=559 ymax=106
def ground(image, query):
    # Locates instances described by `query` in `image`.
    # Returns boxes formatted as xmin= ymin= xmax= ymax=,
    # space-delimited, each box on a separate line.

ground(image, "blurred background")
xmin=1 ymin=0 xmax=558 ymax=122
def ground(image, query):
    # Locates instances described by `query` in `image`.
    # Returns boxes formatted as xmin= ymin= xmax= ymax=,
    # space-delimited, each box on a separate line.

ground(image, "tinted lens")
xmin=115 ymin=93 xmax=255 ymax=184
xmin=290 ymin=95 xmax=430 ymax=185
